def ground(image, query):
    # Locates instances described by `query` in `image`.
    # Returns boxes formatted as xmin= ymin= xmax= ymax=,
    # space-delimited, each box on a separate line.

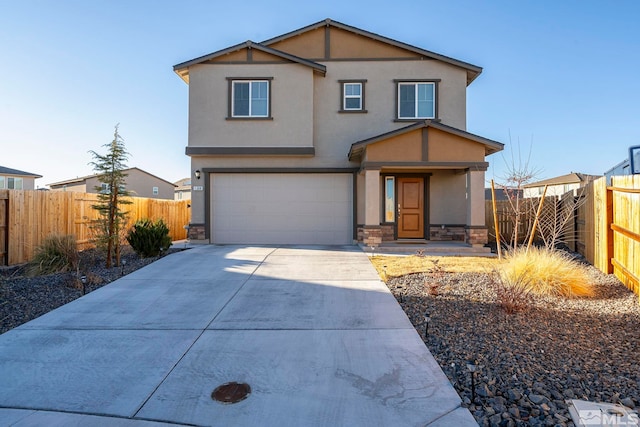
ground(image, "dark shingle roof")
xmin=0 ymin=166 xmax=42 ymax=178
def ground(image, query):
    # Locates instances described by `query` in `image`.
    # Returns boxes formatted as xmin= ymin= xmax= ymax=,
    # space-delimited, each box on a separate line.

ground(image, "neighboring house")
xmin=523 ymin=172 xmax=600 ymax=199
xmin=174 ymin=19 xmax=504 ymax=246
xmin=48 ymin=167 xmax=176 ymax=199
xmin=604 ymin=145 xmax=640 ymax=184
xmin=605 ymin=159 xmax=631 ymax=184
xmin=484 ymin=185 xmax=522 ymax=201
xmin=0 ymin=166 xmax=42 ymax=190
xmin=174 ymin=177 xmax=192 ymax=200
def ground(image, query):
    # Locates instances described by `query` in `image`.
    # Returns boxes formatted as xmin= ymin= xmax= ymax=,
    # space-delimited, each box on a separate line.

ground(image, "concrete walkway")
xmin=0 ymin=245 xmax=475 ymax=426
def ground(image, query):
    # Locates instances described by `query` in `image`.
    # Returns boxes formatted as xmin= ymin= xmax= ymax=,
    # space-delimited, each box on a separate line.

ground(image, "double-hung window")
xmin=7 ymin=177 xmax=23 ymax=190
xmin=229 ymin=79 xmax=271 ymax=118
xmin=396 ymin=81 xmax=437 ymax=120
xmin=339 ymin=79 xmax=367 ymax=113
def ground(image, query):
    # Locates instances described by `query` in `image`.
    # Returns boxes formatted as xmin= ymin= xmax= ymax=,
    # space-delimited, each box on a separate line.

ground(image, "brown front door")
xmin=397 ymin=177 xmax=424 ymax=239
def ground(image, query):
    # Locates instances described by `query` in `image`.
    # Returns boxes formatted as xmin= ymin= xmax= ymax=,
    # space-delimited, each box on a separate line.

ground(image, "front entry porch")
xmin=348 ymin=120 xmax=502 ymax=249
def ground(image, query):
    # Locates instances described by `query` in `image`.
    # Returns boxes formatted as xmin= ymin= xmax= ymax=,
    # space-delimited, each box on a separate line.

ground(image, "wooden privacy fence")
xmin=486 ymin=176 xmax=639 ymax=300
xmin=582 ymin=175 xmax=640 ymax=298
xmin=485 ymin=197 xmax=558 ymax=245
xmin=0 ymin=190 xmax=190 ymax=266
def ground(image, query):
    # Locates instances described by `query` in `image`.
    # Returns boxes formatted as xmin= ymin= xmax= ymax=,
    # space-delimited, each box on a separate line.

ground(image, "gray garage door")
xmin=211 ymin=173 xmax=353 ymax=244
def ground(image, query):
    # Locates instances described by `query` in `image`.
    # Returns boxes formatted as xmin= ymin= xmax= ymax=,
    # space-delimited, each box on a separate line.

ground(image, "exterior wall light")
xmin=195 ymin=170 xmax=201 ymax=180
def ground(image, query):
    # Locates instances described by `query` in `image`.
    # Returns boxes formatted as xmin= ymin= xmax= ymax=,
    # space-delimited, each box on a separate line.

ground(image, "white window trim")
xmin=7 ymin=177 xmax=23 ymax=190
xmin=231 ymin=80 xmax=270 ymax=118
xmin=397 ymin=81 xmax=436 ymax=119
xmin=343 ymin=82 xmax=362 ymax=111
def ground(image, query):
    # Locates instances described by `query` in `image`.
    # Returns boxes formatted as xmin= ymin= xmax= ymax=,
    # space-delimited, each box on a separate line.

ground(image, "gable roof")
xmin=174 ymin=18 xmax=482 ymax=85
xmin=524 ymin=172 xmax=601 ymax=188
xmin=0 ymin=166 xmax=42 ymax=178
xmin=174 ymin=40 xmax=327 ymax=83
xmin=348 ymin=120 xmax=504 ymax=160
xmin=48 ymin=167 xmax=176 ymax=187
xmin=262 ymin=19 xmax=482 ymax=85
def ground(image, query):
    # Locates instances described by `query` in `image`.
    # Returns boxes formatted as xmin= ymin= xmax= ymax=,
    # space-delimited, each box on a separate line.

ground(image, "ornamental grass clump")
xmin=500 ymin=246 xmax=594 ymax=298
xmin=27 ymin=234 xmax=79 ymax=276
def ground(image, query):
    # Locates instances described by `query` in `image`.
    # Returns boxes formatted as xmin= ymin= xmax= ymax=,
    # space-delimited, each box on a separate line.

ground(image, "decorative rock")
xmin=554 ymin=413 xmax=569 ymax=423
xmin=493 ymin=403 xmax=507 ymax=414
xmin=384 ymin=268 xmax=640 ymax=427
xmin=477 ymin=383 xmax=493 ymax=398
xmin=508 ymin=406 xmax=520 ymax=419
xmin=489 ymin=413 xmax=502 ymax=426
xmin=506 ymin=389 xmax=522 ymax=402
xmin=529 ymin=394 xmax=546 ymax=405
xmin=621 ymin=397 xmax=636 ymax=409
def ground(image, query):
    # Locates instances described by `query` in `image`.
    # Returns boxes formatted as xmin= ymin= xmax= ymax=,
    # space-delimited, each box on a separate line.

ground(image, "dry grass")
xmin=370 ymin=254 xmax=499 ymax=279
xmin=26 ymin=234 xmax=79 ymax=276
xmin=500 ymin=246 xmax=594 ymax=297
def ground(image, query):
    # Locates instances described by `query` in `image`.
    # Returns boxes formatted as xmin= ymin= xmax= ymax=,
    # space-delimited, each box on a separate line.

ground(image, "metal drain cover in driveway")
xmin=211 ymin=382 xmax=251 ymax=404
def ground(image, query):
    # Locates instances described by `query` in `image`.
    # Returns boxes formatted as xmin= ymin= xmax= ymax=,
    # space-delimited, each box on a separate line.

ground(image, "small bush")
xmin=126 ymin=218 xmax=172 ymax=258
xmin=500 ymin=246 xmax=594 ymax=298
xmin=492 ymin=270 xmax=531 ymax=313
xmin=28 ymin=234 xmax=79 ymax=276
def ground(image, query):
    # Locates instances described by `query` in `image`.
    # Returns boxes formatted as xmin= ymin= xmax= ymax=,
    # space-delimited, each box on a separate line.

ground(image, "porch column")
xmin=362 ymin=169 xmax=382 ymax=247
xmin=466 ymin=169 xmax=488 ymax=246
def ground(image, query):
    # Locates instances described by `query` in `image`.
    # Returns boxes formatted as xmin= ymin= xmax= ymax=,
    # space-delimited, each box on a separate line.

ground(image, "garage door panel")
xmin=211 ymin=173 xmax=352 ymax=245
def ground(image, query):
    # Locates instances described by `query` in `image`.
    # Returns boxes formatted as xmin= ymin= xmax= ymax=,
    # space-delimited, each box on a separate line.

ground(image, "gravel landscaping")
xmin=0 ymin=246 xmax=185 ymax=334
xmin=387 ymin=262 xmax=640 ymax=426
xmin=3 ymin=246 xmax=639 ymax=426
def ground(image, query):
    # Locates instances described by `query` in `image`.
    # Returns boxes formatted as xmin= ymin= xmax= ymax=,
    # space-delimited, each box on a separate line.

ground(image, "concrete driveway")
xmin=0 ymin=245 xmax=475 ymax=426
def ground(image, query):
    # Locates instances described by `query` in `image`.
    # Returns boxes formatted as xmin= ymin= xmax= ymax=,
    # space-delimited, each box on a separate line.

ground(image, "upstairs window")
xmin=7 ymin=177 xmax=23 ymax=190
xmin=229 ymin=78 xmax=272 ymax=118
xmin=153 ymin=186 xmax=159 ymax=195
xmin=396 ymin=81 xmax=437 ymax=120
xmin=339 ymin=80 xmax=367 ymax=113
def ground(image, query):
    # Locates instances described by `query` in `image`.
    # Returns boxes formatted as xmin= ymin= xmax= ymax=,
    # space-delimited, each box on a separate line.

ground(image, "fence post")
xmin=605 ymin=186 xmax=614 ymax=274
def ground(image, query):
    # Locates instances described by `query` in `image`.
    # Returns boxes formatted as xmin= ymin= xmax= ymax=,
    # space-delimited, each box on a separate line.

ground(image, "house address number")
xmin=192 ymin=186 xmax=204 ymax=191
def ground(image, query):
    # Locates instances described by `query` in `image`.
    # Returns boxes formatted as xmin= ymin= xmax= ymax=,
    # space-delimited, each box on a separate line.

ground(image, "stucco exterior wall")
xmin=313 ymin=61 xmax=467 ymax=162
xmin=366 ymin=132 xmax=423 ymax=162
xmin=49 ymin=182 xmax=87 ymax=192
xmin=120 ymin=170 xmax=174 ymax=199
xmin=188 ymin=63 xmax=314 ymax=150
xmin=429 ymin=171 xmax=466 ymax=224
xmin=428 ymin=128 xmax=484 ymax=162
xmin=0 ymin=175 xmax=38 ymax=190
xmin=523 ymin=183 xmax=581 ymax=198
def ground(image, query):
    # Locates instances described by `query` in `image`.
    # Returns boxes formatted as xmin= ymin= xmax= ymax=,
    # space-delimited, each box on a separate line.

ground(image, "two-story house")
xmin=0 ymin=166 xmax=42 ymax=190
xmin=174 ymin=19 xmax=503 ymax=246
xmin=523 ymin=172 xmax=600 ymax=199
xmin=48 ymin=167 xmax=176 ymax=200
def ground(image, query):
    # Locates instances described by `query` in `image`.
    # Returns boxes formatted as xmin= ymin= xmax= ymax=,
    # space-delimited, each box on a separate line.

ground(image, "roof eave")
xmin=173 ymin=40 xmax=326 ymax=83
xmin=348 ymin=120 xmax=504 ymax=161
xmin=263 ymin=18 xmax=483 ymax=85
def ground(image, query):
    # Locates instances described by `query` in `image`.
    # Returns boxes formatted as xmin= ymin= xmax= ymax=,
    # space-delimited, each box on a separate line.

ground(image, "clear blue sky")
xmin=2 ymin=0 xmax=639 ymax=187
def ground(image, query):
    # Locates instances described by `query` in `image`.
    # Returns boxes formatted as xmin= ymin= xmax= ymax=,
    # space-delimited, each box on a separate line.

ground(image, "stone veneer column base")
xmin=358 ymin=225 xmax=395 ymax=245
xmin=187 ymin=223 xmax=206 ymax=242
xmin=465 ymin=226 xmax=488 ymax=246
xmin=429 ymin=226 xmax=465 ymax=241
xmin=359 ymin=226 xmax=383 ymax=247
